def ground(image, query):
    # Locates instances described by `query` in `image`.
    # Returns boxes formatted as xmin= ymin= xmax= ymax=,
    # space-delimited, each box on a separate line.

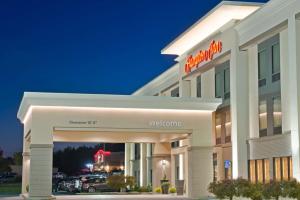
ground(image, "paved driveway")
xmin=0 ymin=194 xmax=193 ymax=200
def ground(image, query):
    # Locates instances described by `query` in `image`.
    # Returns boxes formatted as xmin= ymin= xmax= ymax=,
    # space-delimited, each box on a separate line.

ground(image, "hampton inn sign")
xmin=184 ymin=40 xmax=222 ymax=74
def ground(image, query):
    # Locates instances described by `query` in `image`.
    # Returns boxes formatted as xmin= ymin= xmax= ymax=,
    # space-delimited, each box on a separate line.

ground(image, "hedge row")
xmin=208 ymin=178 xmax=300 ymax=200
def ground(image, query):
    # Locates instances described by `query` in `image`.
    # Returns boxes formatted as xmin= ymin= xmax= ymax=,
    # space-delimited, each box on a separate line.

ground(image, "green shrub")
xmin=107 ymin=175 xmax=126 ymax=191
xmin=262 ymin=180 xmax=282 ymax=200
xmin=154 ymin=187 xmax=162 ymax=193
xmin=125 ymin=176 xmax=135 ymax=189
xmin=208 ymin=180 xmax=236 ymax=200
xmin=234 ymin=178 xmax=250 ymax=197
xmin=281 ymin=179 xmax=300 ymax=200
xmin=138 ymin=186 xmax=150 ymax=192
xmin=242 ymin=182 xmax=264 ymax=200
xmin=169 ymin=186 xmax=176 ymax=193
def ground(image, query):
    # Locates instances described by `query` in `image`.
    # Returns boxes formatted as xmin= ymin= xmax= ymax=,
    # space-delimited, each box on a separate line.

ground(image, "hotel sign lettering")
xmin=185 ymin=40 xmax=222 ymax=74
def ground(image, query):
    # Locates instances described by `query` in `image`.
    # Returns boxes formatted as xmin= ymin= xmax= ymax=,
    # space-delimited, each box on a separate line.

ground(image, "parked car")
xmin=53 ymin=172 xmax=66 ymax=179
xmin=56 ymin=177 xmax=82 ymax=193
xmin=0 ymin=173 xmax=17 ymax=184
xmin=82 ymin=177 xmax=116 ymax=193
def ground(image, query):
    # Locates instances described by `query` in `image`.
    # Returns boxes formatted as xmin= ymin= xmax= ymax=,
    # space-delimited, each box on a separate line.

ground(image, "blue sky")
xmin=0 ymin=0 xmax=267 ymax=156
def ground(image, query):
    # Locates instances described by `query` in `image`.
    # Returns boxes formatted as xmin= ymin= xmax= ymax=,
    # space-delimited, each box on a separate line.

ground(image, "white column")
xmin=21 ymin=139 xmax=30 ymax=195
xmin=179 ymin=80 xmax=191 ymax=97
xmin=129 ymin=143 xmax=135 ymax=176
xmin=171 ymin=154 xmax=176 ymax=187
xmin=190 ymin=78 xmax=197 ymax=97
xmin=187 ymin=146 xmax=213 ymax=198
xmin=248 ymin=45 xmax=260 ymax=139
xmin=29 ymin=144 xmax=54 ymax=200
xmin=288 ymin=14 xmax=300 ymax=180
xmin=230 ymin=30 xmax=249 ymax=179
xmin=202 ymin=68 xmax=215 ymax=99
xmin=124 ymin=143 xmax=131 ymax=176
xmin=146 ymin=143 xmax=152 ymax=186
xmin=140 ymin=143 xmax=147 ymax=186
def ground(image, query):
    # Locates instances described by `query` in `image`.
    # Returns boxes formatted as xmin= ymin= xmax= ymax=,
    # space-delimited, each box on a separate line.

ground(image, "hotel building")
xmin=17 ymin=0 xmax=300 ymax=199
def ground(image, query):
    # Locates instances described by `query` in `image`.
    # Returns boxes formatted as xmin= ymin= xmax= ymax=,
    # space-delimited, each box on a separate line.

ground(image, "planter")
xmin=160 ymin=180 xmax=170 ymax=194
xmin=175 ymin=180 xmax=184 ymax=195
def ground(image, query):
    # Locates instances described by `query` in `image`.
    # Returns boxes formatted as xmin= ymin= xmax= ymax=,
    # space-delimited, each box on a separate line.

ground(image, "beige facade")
xmin=17 ymin=0 xmax=300 ymax=199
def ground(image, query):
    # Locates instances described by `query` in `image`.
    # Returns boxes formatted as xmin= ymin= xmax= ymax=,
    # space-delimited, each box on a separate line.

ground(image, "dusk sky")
xmin=0 ymin=0 xmax=267 ymax=156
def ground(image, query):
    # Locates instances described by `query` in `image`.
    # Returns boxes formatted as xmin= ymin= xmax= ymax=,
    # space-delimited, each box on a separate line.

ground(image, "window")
xmin=224 ymin=68 xmax=230 ymax=99
xmin=225 ymin=111 xmax=231 ymax=143
xmin=171 ymin=87 xmax=179 ymax=97
xmin=213 ymin=153 xmax=218 ymax=182
xmin=258 ymin=34 xmax=281 ymax=89
xmin=273 ymin=96 xmax=282 ymax=134
xmin=134 ymin=143 xmax=140 ymax=160
xmin=215 ymin=107 xmax=231 ymax=145
xmin=215 ymin=72 xmax=222 ymax=98
xmin=248 ymin=159 xmax=270 ymax=183
xmin=196 ymin=75 xmax=201 ymax=98
xmin=249 ymin=160 xmax=256 ymax=183
xmin=272 ymin=43 xmax=280 ymax=82
xmin=171 ymin=141 xmax=180 ymax=148
xmin=215 ymin=114 xmax=222 ymax=145
xmin=258 ymin=50 xmax=267 ymax=87
xmin=274 ymin=157 xmax=293 ymax=181
xmin=215 ymin=61 xmax=230 ymax=102
xmin=259 ymin=95 xmax=282 ymax=137
xmin=259 ymin=100 xmax=267 ymax=137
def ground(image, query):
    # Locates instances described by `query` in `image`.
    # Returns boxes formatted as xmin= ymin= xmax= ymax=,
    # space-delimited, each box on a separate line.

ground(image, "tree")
xmin=0 ymin=148 xmax=12 ymax=173
xmin=13 ymin=152 xmax=23 ymax=165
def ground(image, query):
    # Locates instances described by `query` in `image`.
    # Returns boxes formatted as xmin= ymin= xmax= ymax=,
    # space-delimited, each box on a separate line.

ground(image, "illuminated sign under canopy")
xmin=185 ymin=40 xmax=222 ymax=74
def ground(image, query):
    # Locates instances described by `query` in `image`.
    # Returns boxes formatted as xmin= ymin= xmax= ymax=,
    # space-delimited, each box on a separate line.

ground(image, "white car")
xmin=53 ymin=172 xmax=66 ymax=179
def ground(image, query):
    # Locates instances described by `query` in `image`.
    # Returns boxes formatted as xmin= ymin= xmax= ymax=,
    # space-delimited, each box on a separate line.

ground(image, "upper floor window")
xmin=258 ymin=34 xmax=280 ymax=88
xmin=258 ymin=50 xmax=267 ymax=87
xmin=215 ymin=72 xmax=222 ymax=98
xmin=196 ymin=75 xmax=201 ymax=98
xmin=272 ymin=42 xmax=280 ymax=82
xmin=224 ymin=68 xmax=230 ymax=100
xmin=215 ymin=61 xmax=230 ymax=102
xmin=171 ymin=87 xmax=180 ymax=97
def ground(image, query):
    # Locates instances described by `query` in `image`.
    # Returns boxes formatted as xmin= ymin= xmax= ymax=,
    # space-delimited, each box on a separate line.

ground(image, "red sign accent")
xmin=185 ymin=40 xmax=222 ymax=74
xmin=94 ymin=149 xmax=111 ymax=162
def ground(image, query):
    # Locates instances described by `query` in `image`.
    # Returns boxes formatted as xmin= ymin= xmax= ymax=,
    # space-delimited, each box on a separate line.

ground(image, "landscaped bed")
xmin=0 ymin=183 xmax=21 ymax=195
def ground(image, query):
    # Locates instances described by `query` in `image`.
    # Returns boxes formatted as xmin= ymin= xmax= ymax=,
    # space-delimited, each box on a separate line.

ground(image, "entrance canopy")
xmin=18 ymin=92 xmax=221 ymax=122
xmin=17 ymin=92 xmax=221 ymax=144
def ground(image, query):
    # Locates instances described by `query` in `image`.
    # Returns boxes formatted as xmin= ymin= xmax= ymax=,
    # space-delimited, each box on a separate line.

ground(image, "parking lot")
xmin=0 ymin=194 xmax=192 ymax=200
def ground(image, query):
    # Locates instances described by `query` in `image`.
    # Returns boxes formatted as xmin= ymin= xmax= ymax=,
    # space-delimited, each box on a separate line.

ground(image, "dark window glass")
xmin=197 ymin=75 xmax=201 ymax=98
xmin=224 ymin=68 xmax=230 ymax=99
xmin=134 ymin=143 xmax=140 ymax=160
xmin=258 ymin=50 xmax=267 ymax=85
xmin=215 ymin=72 xmax=222 ymax=98
xmin=171 ymin=87 xmax=180 ymax=97
xmin=171 ymin=141 xmax=180 ymax=148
